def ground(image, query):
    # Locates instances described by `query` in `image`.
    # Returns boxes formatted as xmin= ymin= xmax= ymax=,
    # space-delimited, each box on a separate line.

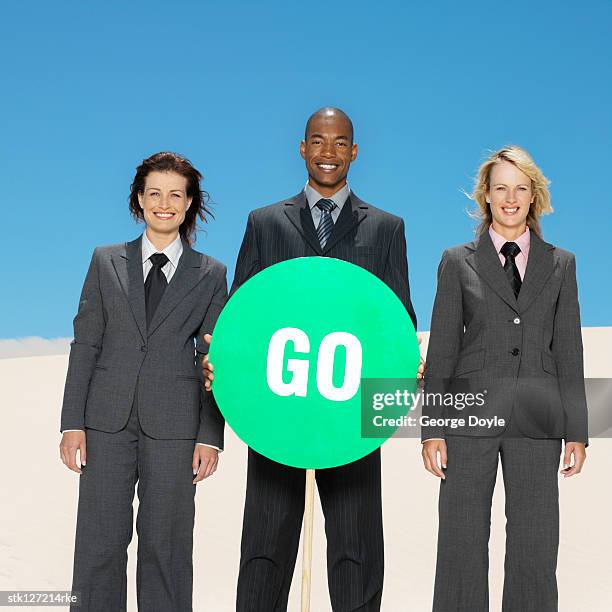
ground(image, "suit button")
xmin=141 ymin=345 xmax=147 ymax=352
xmin=511 ymin=348 xmax=520 ymax=356
xmin=513 ymin=317 xmax=521 ymax=324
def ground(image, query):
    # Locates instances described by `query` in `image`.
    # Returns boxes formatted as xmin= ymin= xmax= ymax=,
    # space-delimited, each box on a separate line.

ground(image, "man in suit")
xmin=60 ymin=153 xmax=227 ymax=611
xmin=206 ymin=107 xmax=418 ymax=611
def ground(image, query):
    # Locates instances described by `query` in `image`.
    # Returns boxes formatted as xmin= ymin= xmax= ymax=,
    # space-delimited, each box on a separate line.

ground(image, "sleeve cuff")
xmin=196 ymin=443 xmax=222 ymax=452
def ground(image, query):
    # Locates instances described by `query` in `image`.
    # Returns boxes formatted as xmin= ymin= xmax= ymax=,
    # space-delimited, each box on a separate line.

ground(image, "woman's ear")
xmin=186 ymin=196 xmax=193 ymax=210
xmin=137 ymin=191 xmax=144 ymax=210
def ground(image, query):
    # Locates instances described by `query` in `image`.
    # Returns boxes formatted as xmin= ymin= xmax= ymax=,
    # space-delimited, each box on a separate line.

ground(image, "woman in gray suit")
xmin=59 ymin=152 xmax=227 ymax=611
xmin=421 ymin=146 xmax=588 ymax=612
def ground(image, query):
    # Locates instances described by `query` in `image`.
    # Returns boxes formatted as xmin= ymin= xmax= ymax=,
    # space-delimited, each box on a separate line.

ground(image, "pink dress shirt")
xmin=488 ymin=225 xmax=530 ymax=280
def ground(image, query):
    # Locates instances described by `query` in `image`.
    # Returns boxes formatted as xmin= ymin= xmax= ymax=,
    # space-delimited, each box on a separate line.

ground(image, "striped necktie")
xmin=315 ymin=198 xmax=337 ymax=249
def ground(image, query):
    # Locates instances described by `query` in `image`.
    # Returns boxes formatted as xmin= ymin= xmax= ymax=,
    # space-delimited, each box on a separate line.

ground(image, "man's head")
xmin=300 ymin=107 xmax=357 ymax=196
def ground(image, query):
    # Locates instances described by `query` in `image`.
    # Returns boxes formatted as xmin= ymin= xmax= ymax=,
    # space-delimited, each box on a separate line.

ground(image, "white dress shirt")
xmin=141 ymin=230 xmax=183 ymax=283
xmin=64 ymin=231 xmax=219 ymax=451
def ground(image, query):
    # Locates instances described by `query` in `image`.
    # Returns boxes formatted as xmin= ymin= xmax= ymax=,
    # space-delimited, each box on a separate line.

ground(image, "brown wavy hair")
xmin=469 ymin=145 xmax=552 ymax=239
xmin=128 ymin=151 xmax=213 ymax=245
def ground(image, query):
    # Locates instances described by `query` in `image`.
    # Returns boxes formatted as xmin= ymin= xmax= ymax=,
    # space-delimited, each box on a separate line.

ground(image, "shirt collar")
xmin=488 ymin=225 xmax=530 ymax=256
xmin=304 ymin=181 xmax=351 ymax=211
xmin=141 ymin=231 xmax=183 ymax=268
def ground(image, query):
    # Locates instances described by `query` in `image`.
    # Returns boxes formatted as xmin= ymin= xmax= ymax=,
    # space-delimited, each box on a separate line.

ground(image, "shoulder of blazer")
xmin=251 ymin=192 xmax=305 ymax=219
xmin=92 ymin=237 xmax=141 ymax=261
xmin=184 ymin=244 xmax=227 ymax=278
xmin=443 ymin=240 xmax=477 ymax=260
xmin=347 ymin=193 xmax=402 ymax=227
xmin=546 ymin=242 xmax=575 ymax=264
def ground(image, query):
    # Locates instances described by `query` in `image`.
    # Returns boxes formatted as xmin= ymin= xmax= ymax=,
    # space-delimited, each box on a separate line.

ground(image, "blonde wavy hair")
xmin=470 ymin=145 xmax=552 ymax=238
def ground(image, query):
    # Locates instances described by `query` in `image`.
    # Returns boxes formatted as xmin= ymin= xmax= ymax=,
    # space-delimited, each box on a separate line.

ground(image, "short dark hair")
xmin=304 ymin=107 xmax=354 ymax=143
xmin=128 ymin=151 xmax=213 ymax=245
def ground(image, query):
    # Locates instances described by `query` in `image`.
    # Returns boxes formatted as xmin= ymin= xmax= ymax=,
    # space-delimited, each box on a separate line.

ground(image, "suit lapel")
xmin=283 ymin=192 xmax=323 ymax=255
xmin=146 ymin=244 xmax=207 ymax=336
xmin=322 ymin=194 xmax=367 ymax=254
xmin=112 ymin=237 xmax=147 ymax=344
xmin=516 ymin=233 xmax=555 ymax=313
xmin=466 ymin=230 xmax=519 ymax=313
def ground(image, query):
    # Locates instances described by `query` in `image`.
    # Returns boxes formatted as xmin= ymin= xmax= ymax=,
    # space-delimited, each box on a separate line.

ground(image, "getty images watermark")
xmin=361 ymin=378 xmax=498 ymax=438
xmin=360 ymin=378 xmax=612 ymax=438
xmin=0 ymin=591 xmax=80 ymax=606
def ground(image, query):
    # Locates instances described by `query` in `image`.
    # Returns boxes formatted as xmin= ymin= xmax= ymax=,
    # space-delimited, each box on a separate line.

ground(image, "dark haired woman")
xmin=421 ymin=146 xmax=588 ymax=612
xmin=59 ymin=152 xmax=227 ymax=611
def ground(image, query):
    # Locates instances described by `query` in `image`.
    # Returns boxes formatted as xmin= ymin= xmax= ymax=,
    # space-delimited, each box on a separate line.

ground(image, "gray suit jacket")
xmin=422 ymin=230 xmax=588 ymax=444
xmin=60 ymin=236 xmax=227 ymax=448
xmin=230 ymin=191 xmax=417 ymax=329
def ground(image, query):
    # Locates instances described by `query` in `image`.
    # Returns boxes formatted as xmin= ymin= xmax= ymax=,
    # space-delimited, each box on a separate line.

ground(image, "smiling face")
xmin=487 ymin=160 xmax=534 ymax=236
xmin=137 ymin=171 xmax=192 ymax=241
xmin=300 ymin=111 xmax=357 ymax=196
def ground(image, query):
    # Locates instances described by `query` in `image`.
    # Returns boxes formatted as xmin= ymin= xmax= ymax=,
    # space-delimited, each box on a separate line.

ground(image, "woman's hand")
xmin=561 ymin=442 xmax=586 ymax=478
xmin=60 ymin=431 xmax=87 ymax=474
xmin=422 ymin=439 xmax=447 ymax=479
xmin=192 ymin=445 xmax=219 ymax=484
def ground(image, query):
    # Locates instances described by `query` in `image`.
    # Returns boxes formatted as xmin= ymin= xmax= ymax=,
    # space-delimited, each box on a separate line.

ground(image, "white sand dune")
xmin=0 ymin=328 xmax=611 ymax=611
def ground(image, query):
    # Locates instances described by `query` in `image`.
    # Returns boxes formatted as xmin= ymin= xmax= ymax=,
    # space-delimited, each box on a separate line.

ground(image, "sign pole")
xmin=300 ymin=468 xmax=316 ymax=612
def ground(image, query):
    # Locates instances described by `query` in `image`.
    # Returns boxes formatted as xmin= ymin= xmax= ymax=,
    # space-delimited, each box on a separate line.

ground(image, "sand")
xmin=1 ymin=327 xmax=610 ymax=610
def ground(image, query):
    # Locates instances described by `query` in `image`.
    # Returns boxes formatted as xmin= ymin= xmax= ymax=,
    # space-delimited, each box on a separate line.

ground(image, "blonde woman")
xmin=421 ymin=146 xmax=588 ymax=612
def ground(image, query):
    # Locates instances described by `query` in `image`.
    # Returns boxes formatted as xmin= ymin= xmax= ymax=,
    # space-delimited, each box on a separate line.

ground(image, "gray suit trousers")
xmin=433 ymin=429 xmax=562 ymax=612
xmin=70 ymin=402 xmax=197 ymax=611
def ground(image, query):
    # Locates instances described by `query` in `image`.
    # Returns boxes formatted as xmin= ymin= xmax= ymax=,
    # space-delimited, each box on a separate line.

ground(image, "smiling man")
xmin=226 ymin=107 xmax=417 ymax=611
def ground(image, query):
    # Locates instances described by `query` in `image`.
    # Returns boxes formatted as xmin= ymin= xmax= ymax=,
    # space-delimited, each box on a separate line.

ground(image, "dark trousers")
xmin=70 ymin=403 xmax=197 ymax=612
xmin=433 ymin=425 xmax=562 ymax=612
xmin=236 ymin=448 xmax=384 ymax=612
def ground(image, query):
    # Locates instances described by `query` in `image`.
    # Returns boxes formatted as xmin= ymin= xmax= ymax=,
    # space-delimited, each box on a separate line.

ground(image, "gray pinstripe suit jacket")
xmin=422 ymin=229 xmax=588 ymax=444
xmin=230 ymin=190 xmax=417 ymax=329
xmin=60 ymin=236 xmax=228 ymax=447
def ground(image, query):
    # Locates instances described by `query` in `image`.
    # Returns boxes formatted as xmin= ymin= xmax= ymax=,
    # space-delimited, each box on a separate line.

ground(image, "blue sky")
xmin=2 ymin=0 xmax=610 ymax=337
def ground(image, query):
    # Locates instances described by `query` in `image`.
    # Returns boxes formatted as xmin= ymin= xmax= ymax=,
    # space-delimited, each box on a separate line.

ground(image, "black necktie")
xmin=501 ymin=241 xmax=522 ymax=298
xmin=315 ymin=198 xmax=337 ymax=249
xmin=145 ymin=253 xmax=169 ymax=327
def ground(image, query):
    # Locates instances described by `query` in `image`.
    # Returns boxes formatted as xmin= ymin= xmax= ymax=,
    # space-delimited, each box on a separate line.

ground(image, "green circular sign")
xmin=210 ymin=257 xmax=419 ymax=468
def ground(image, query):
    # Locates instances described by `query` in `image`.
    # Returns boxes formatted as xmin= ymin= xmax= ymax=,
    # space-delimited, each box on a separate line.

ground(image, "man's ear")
xmin=299 ymin=140 xmax=307 ymax=160
xmin=350 ymin=143 xmax=358 ymax=162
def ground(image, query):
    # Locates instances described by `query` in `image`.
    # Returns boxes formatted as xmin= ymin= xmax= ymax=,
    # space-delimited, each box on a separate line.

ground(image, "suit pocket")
xmin=541 ymin=351 xmax=558 ymax=376
xmin=454 ymin=348 xmax=485 ymax=376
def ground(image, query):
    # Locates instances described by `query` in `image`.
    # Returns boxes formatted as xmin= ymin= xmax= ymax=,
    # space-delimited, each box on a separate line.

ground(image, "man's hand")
xmin=417 ymin=335 xmax=425 ymax=381
xmin=60 ymin=431 xmax=87 ymax=474
xmin=201 ymin=333 xmax=214 ymax=391
xmin=422 ymin=439 xmax=447 ymax=479
xmin=560 ymin=442 xmax=586 ymax=478
xmin=192 ymin=445 xmax=219 ymax=483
